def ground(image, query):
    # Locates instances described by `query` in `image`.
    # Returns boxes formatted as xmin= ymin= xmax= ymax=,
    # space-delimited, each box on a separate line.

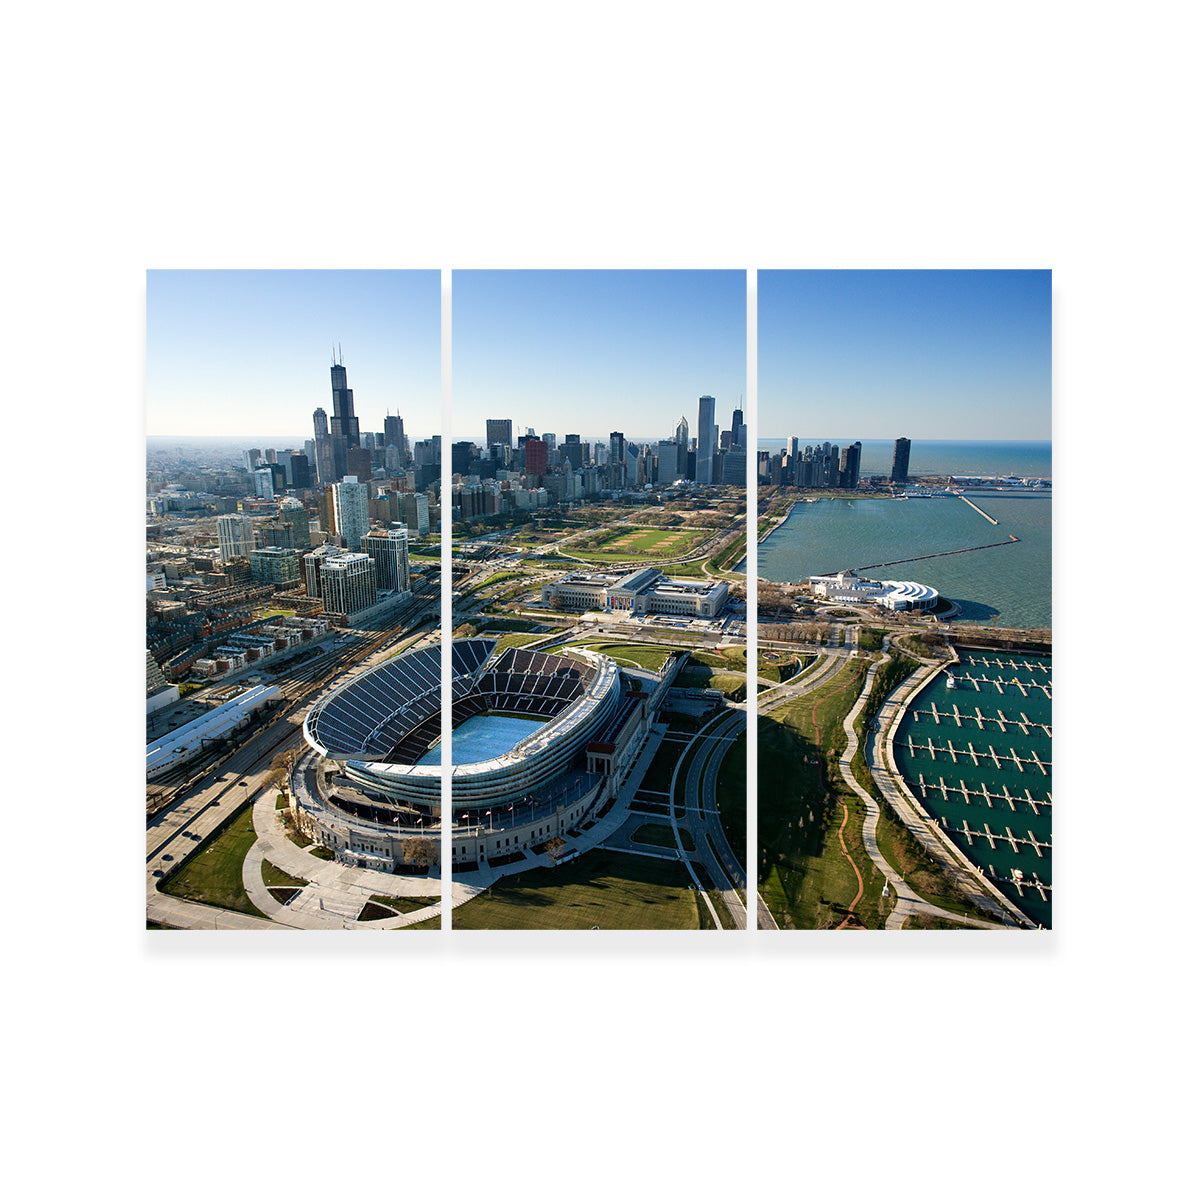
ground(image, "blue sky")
xmin=451 ymin=270 xmax=746 ymax=445
xmin=146 ymin=270 xmax=441 ymax=439
xmin=758 ymin=270 xmax=1051 ymax=440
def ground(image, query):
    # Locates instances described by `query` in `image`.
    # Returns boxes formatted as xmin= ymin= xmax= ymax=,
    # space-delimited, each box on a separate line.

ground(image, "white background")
xmin=6 ymin=3 xmax=1190 ymax=1197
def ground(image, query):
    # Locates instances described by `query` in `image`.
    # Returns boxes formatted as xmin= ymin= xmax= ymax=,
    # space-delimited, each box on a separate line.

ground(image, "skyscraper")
xmin=840 ymin=441 xmax=862 ymax=489
xmin=731 ymin=407 xmax=745 ymax=448
xmin=384 ymin=413 xmax=405 ymax=458
xmin=278 ymin=497 xmax=312 ymax=550
xmin=696 ymin=395 xmax=716 ymax=484
xmin=363 ymin=527 xmax=411 ymax=594
xmin=486 ymin=419 xmax=513 ymax=450
xmin=332 ymin=475 xmax=370 ymax=550
xmin=328 ymin=360 xmax=360 ymax=448
xmin=891 ymin=437 xmax=911 ymax=483
xmin=524 ymin=436 xmax=548 ymax=478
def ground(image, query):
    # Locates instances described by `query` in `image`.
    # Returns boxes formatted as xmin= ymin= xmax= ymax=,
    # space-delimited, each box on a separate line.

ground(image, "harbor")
xmin=892 ymin=650 xmax=1052 ymax=926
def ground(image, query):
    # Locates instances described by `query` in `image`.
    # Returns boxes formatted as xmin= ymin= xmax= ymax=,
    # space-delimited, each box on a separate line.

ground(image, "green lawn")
xmin=569 ymin=640 xmax=679 ymax=672
xmin=161 ymin=804 xmax=264 ymax=918
xmin=450 ymin=849 xmax=708 ymax=929
xmin=261 ymin=859 xmax=309 ymax=891
xmin=485 ymin=630 xmax=549 ymax=654
xmin=369 ymin=893 xmax=439 ymax=915
xmin=565 ymin=525 xmax=711 ymax=563
xmin=676 ymin=665 xmax=746 ymax=700
xmin=756 ymin=658 xmax=887 ymax=929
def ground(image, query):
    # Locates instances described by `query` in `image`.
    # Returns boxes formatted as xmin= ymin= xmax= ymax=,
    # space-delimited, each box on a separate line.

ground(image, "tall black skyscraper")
xmin=326 ymin=353 xmax=360 ymax=481
xmin=329 ymin=360 xmax=360 ymax=448
xmin=731 ymin=407 xmax=745 ymax=448
xmin=890 ymin=437 xmax=911 ymax=483
xmin=384 ymin=413 xmax=405 ymax=455
xmin=839 ymin=441 xmax=862 ymax=488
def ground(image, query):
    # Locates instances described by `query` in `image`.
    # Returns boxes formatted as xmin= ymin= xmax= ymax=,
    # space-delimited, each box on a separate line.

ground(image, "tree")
xmin=267 ymin=751 xmax=293 ymax=797
xmin=402 ymin=837 xmax=436 ymax=870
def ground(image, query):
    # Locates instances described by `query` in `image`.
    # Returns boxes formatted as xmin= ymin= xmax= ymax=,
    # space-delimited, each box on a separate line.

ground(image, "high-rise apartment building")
xmin=696 ymin=395 xmax=716 ymax=484
xmin=891 ymin=437 xmax=911 ymax=483
xmin=839 ymin=441 xmax=862 ymax=489
xmin=318 ymin=552 xmax=377 ymax=616
xmin=362 ymin=527 xmax=411 ymax=594
xmin=331 ymin=475 xmax=370 ymax=550
xmin=278 ymin=498 xmax=311 ymax=551
xmin=399 ymin=492 xmax=430 ymax=536
xmin=216 ymin=513 xmax=256 ymax=561
xmin=250 ymin=546 xmax=301 ymax=585
xmin=303 ymin=545 xmax=339 ymax=597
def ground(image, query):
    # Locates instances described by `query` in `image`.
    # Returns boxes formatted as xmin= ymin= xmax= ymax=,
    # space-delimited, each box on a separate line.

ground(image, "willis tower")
xmin=325 ymin=347 xmax=360 ymax=480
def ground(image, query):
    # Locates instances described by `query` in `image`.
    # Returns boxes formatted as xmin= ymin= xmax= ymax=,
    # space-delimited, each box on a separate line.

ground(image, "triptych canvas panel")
xmin=146 ymin=269 xmax=1050 ymax=932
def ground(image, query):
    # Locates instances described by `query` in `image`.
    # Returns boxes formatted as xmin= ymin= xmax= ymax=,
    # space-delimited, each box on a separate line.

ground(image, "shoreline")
xmin=754 ymin=490 xmax=1050 ymax=632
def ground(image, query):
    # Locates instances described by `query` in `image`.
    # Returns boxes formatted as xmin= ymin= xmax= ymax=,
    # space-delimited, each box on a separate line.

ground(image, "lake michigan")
xmin=753 ymin=441 xmax=1051 ymax=629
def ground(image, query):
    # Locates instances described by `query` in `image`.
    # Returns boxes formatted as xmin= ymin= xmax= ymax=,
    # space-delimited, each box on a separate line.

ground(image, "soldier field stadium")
xmin=295 ymin=636 xmax=685 ymax=872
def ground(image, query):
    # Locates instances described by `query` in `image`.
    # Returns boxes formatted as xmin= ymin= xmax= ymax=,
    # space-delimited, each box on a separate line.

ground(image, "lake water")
xmin=753 ymin=490 xmax=1051 ymax=629
xmin=892 ymin=651 xmax=1053 ymax=927
xmin=418 ymin=712 xmax=545 ymax=766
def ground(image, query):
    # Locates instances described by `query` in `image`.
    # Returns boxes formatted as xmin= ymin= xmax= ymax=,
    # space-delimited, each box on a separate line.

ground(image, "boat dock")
xmin=948 ymin=818 xmax=1052 ymax=860
xmin=916 ymin=772 xmax=1051 ymax=815
xmin=913 ymin=704 xmax=1052 ymax=735
xmin=904 ymin=735 xmax=1052 ymax=772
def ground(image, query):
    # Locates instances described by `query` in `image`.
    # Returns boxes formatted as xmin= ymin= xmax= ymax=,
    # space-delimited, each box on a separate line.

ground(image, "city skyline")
xmin=758 ymin=270 xmax=1052 ymax=441
xmin=146 ymin=270 xmax=441 ymax=439
xmin=451 ymin=270 xmax=746 ymax=442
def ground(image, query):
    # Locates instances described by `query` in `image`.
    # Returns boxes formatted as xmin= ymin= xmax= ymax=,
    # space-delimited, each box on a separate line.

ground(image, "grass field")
xmin=676 ymin=665 xmax=746 ymax=700
xmin=568 ymin=640 xmax=679 ymax=672
xmin=161 ymin=804 xmax=264 ymax=918
xmin=566 ymin=525 xmax=710 ymax=563
xmin=756 ymin=657 xmax=893 ymax=929
xmin=450 ymin=848 xmax=707 ymax=929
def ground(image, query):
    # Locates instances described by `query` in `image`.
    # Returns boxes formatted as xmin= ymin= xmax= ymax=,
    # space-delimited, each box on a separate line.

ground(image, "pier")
xmin=955 ymin=491 xmax=1000 ymax=524
xmin=912 ymin=773 xmax=1050 ymax=815
xmin=906 ymin=737 xmax=1052 ymax=772
xmin=955 ymin=820 xmax=1053 ymax=859
xmin=845 ymin=534 xmax=1021 ymax=575
xmin=963 ymin=654 xmax=1050 ymax=674
xmin=913 ymin=702 xmax=1051 ymax=736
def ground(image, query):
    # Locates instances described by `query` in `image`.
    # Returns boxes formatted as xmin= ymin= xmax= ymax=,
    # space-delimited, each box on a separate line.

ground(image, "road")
xmin=146 ymin=603 xmax=439 ymax=922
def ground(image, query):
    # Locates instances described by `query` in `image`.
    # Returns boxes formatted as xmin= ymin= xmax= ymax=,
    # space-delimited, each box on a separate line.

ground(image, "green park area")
xmin=565 ymin=525 xmax=710 ymax=563
xmin=161 ymin=803 xmax=266 ymax=918
xmin=756 ymin=656 xmax=896 ymax=929
xmin=565 ymin=639 xmax=680 ymax=672
xmin=450 ymin=848 xmax=712 ymax=929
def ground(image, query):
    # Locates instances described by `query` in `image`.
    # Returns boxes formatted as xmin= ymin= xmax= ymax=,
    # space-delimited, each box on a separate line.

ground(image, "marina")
xmin=894 ymin=650 xmax=1052 ymax=926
